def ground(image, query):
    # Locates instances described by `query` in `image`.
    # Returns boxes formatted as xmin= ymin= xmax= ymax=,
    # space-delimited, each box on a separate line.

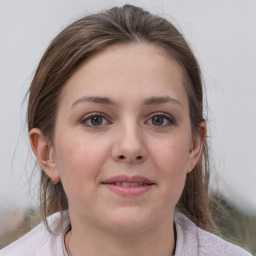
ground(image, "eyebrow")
xmin=72 ymin=96 xmax=118 ymax=108
xmin=71 ymin=96 xmax=183 ymax=109
xmin=143 ymin=96 xmax=183 ymax=109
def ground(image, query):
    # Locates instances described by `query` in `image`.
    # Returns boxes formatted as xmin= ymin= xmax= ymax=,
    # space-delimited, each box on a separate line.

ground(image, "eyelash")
xmin=80 ymin=112 xmax=111 ymax=128
xmin=80 ymin=112 xmax=175 ymax=128
xmin=145 ymin=112 xmax=176 ymax=127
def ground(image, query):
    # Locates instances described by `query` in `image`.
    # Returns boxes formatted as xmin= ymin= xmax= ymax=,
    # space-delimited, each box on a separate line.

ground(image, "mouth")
xmin=102 ymin=182 xmax=154 ymax=187
xmin=101 ymin=175 xmax=155 ymax=196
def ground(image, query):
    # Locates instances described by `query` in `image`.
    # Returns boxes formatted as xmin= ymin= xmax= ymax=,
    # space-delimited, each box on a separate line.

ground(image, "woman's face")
xmin=48 ymin=43 xmax=203 ymax=234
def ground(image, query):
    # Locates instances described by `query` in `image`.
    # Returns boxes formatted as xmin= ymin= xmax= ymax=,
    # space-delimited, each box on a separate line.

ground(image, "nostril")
xmin=117 ymin=155 xmax=143 ymax=161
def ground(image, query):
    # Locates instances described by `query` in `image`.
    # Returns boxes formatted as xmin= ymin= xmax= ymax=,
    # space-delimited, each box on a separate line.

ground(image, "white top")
xmin=0 ymin=212 xmax=252 ymax=256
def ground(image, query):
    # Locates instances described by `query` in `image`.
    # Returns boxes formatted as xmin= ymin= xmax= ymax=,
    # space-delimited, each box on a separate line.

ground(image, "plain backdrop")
xmin=0 ymin=0 xmax=255 ymax=213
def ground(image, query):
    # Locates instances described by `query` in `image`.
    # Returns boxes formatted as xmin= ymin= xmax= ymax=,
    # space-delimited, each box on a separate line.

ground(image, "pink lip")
xmin=102 ymin=175 xmax=155 ymax=197
xmin=103 ymin=175 xmax=154 ymax=184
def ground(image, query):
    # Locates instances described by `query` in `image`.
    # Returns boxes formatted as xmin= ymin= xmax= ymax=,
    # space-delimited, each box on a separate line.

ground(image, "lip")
xmin=101 ymin=175 xmax=155 ymax=197
xmin=102 ymin=175 xmax=154 ymax=184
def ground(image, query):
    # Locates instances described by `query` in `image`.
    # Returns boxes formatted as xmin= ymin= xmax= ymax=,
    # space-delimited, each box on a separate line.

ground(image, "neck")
xmin=65 ymin=213 xmax=175 ymax=256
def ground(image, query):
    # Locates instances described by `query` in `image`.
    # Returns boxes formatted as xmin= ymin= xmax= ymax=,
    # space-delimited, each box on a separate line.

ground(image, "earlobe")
xmin=187 ymin=122 xmax=207 ymax=173
xmin=29 ymin=128 xmax=60 ymax=183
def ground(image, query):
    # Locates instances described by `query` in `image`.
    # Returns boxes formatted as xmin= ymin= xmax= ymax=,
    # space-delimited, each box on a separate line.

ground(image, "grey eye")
xmin=152 ymin=116 xmax=164 ymax=126
xmin=90 ymin=116 xmax=103 ymax=126
xmin=146 ymin=113 xmax=175 ymax=127
xmin=81 ymin=114 xmax=109 ymax=127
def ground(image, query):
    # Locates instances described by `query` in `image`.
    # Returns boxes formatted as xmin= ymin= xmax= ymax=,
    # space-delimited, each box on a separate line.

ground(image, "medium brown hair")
xmin=27 ymin=5 xmax=213 ymax=231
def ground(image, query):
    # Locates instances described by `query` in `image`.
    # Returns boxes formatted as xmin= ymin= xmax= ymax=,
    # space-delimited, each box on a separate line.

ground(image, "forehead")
xmin=59 ymin=43 xmax=187 ymax=108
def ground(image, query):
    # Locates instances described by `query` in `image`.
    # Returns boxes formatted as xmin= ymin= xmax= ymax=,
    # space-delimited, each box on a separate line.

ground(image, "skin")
xmin=29 ymin=43 xmax=206 ymax=256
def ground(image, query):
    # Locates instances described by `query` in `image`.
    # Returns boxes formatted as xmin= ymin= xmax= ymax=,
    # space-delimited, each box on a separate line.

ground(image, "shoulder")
xmin=0 ymin=212 xmax=69 ymax=256
xmin=196 ymin=224 xmax=252 ymax=256
xmin=174 ymin=212 xmax=252 ymax=256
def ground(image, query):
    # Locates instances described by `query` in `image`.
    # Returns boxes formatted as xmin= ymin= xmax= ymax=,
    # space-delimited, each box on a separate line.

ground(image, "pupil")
xmin=152 ymin=116 xmax=163 ymax=126
xmin=91 ymin=116 xmax=102 ymax=126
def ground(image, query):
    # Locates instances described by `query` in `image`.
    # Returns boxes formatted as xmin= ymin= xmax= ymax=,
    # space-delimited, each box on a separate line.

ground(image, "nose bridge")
xmin=112 ymin=117 xmax=147 ymax=163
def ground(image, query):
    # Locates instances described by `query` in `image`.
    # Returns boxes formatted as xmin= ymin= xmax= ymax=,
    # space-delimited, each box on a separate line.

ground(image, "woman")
xmin=0 ymin=5 xmax=251 ymax=256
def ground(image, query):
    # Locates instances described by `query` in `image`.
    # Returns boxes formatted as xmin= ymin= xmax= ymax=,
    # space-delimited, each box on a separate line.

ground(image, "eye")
xmin=81 ymin=113 xmax=110 ymax=127
xmin=146 ymin=113 xmax=175 ymax=127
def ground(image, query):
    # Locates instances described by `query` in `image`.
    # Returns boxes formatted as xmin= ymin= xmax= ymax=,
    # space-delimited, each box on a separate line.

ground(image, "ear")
xmin=29 ymin=128 xmax=60 ymax=183
xmin=187 ymin=122 xmax=207 ymax=173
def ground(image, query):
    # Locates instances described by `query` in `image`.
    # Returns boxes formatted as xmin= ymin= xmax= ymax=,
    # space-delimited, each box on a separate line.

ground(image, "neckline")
xmin=62 ymin=224 xmax=72 ymax=256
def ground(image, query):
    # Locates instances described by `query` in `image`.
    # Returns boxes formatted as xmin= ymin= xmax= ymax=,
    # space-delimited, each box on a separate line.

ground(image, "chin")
xmin=100 ymin=209 xmax=164 ymax=235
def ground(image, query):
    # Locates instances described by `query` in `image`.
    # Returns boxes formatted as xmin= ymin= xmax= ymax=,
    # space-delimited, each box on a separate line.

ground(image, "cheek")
xmin=150 ymin=135 xmax=190 ymax=202
xmin=54 ymin=135 xmax=110 ymax=195
xmin=151 ymin=134 xmax=191 ymax=174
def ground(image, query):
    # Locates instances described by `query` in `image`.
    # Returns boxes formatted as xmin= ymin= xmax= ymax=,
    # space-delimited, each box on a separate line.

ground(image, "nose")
xmin=111 ymin=123 xmax=147 ymax=164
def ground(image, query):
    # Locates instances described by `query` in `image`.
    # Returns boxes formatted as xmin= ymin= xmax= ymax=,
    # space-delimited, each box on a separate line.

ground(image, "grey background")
xmin=0 ymin=0 xmax=255 ymax=213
